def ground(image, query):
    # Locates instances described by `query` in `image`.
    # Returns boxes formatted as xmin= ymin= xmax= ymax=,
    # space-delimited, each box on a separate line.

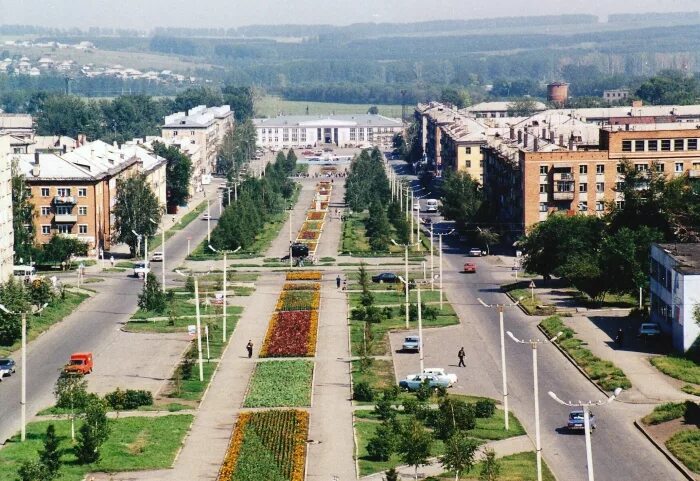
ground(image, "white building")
xmin=253 ymin=114 xmax=403 ymax=150
xmin=0 ymin=136 xmax=15 ymax=282
xmin=650 ymin=243 xmax=700 ymax=352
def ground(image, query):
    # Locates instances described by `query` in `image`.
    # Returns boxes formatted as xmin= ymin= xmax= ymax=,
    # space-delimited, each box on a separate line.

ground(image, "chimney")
xmin=509 ymin=126 xmax=515 ymax=140
xmin=62 ymin=144 xmax=67 ymax=154
xmin=517 ymin=130 xmax=522 ymax=143
xmin=542 ymin=128 xmax=547 ymax=138
xmin=632 ymin=100 xmax=643 ymax=108
xmin=533 ymin=136 xmax=539 ymax=151
xmin=559 ymin=134 xmax=564 ymax=147
xmin=523 ymin=131 xmax=529 ymax=147
xmin=568 ymin=134 xmax=574 ymax=150
xmin=34 ymin=152 xmax=40 ymax=165
xmin=549 ymin=130 xmax=555 ymax=142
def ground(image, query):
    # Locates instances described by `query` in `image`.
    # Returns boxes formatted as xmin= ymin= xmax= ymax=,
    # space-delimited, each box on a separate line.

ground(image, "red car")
xmin=302 ymin=150 xmax=314 ymax=155
xmin=463 ymin=262 xmax=476 ymax=273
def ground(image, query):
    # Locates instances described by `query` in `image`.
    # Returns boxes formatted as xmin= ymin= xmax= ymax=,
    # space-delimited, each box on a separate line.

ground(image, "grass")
xmin=126 ymin=313 xmax=241 ymax=335
xmin=243 ymin=360 xmax=314 ymax=407
xmin=37 ymin=402 xmax=192 ymax=416
xmin=642 ymin=402 xmax=687 ymax=425
xmin=352 ymin=359 xmax=396 ymax=395
xmin=169 ymin=361 xmax=219 ymax=401
xmin=255 ymin=95 xmax=402 ymax=118
xmin=540 ymin=316 xmax=632 ymax=392
xmin=0 ymin=415 xmax=193 ymax=481
xmin=349 ymin=289 xmax=443 ymax=307
xmin=340 ymin=212 xmax=430 ymax=256
xmin=502 ymin=282 xmax=555 ymax=316
xmin=0 ymin=292 xmax=89 ymax=358
xmin=428 ymin=451 xmax=556 ymax=481
xmin=650 ymin=355 xmax=700 ymax=385
xmin=130 ymin=289 xmax=244 ymax=322
xmin=682 ymin=384 xmax=700 ymax=396
xmin=666 ymin=429 xmax=700 ymax=474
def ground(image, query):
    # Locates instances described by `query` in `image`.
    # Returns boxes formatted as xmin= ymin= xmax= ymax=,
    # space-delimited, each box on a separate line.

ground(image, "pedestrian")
xmin=246 ymin=340 xmax=253 ymax=358
xmin=110 ymin=255 xmax=115 ymax=267
xmin=615 ymin=328 xmax=624 ymax=346
xmin=458 ymin=347 xmax=466 ymax=367
xmin=336 ymin=275 xmax=341 ymax=289
xmin=342 ymin=279 xmax=347 ymax=291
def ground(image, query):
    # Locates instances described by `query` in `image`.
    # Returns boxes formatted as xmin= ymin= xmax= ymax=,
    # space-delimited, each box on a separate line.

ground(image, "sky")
xmin=3 ymin=0 xmax=700 ymax=30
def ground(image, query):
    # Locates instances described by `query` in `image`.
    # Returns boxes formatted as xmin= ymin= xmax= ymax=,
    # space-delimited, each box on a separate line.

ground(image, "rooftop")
xmin=657 ymin=243 xmax=700 ymax=275
xmin=252 ymin=114 xmax=402 ymax=128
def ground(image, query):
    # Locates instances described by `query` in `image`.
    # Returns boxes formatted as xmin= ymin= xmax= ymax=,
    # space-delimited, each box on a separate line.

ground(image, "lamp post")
xmin=507 ymin=330 xmax=564 ymax=481
xmin=206 ymin=198 xmax=211 ymax=245
xmin=548 ymin=388 xmax=623 ymax=481
xmin=174 ymin=269 xmax=210 ymax=381
xmin=208 ymin=245 xmax=241 ymax=343
xmin=436 ymin=229 xmax=454 ymax=309
xmin=150 ymin=218 xmax=165 ymax=292
xmin=288 ymin=206 xmax=294 ymax=269
xmin=0 ymin=303 xmax=47 ymax=442
xmin=132 ymin=229 xmax=147 ymax=285
xmin=477 ymin=297 xmax=523 ymax=431
xmin=400 ymin=277 xmax=434 ymax=373
xmin=392 ymin=239 xmax=419 ymax=329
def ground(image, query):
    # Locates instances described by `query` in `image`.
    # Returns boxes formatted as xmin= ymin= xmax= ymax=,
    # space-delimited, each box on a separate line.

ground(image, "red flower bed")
xmin=298 ymin=230 xmax=319 ymax=240
xmin=306 ymin=212 xmax=325 ymax=221
xmin=260 ymin=310 xmax=318 ymax=357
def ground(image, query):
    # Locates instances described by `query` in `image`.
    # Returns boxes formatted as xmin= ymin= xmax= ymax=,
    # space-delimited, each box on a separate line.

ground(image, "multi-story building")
xmin=649 ymin=243 xmax=700 ymax=352
xmin=464 ymin=101 xmax=547 ymax=119
xmin=253 ymin=114 xmax=402 ymax=151
xmin=0 ymin=136 xmax=15 ymax=282
xmin=162 ymin=105 xmax=234 ymax=188
xmin=0 ymin=113 xmax=33 ymax=140
xmin=602 ymin=89 xmax=630 ymax=103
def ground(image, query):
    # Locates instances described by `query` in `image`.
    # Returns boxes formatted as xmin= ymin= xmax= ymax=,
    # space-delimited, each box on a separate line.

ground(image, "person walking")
xmin=457 ymin=347 xmax=466 ymax=367
xmin=336 ymin=275 xmax=341 ymax=289
xmin=246 ymin=340 xmax=253 ymax=358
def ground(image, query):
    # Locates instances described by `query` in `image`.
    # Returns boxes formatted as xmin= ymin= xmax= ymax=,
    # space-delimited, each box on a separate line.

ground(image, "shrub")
xmin=382 ymin=385 xmax=401 ymax=402
xmin=367 ymin=421 xmax=398 ymax=461
xmin=375 ymin=396 xmax=396 ymax=421
xmin=475 ymin=399 xmax=496 ymax=418
xmin=415 ymin=380 xmax=433 ymax=401
xmin=185 ymin=275 xmax=195 ymax=293
xmin=354 ymin=381 xmax=375 ymax=402
xmin=180 ymin=358 xmax=194 ymax=380
xmin=105 ymin=388 xmax=154 ymax=410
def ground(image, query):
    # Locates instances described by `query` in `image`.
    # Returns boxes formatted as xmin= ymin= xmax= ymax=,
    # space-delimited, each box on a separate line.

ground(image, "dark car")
xmin=290 ymin=243 xmax=309 ymax=258
xmin=567 ymin=409 xmax=596 ymax=432
xmin=372 ymin=272 xmax=400 ymax=284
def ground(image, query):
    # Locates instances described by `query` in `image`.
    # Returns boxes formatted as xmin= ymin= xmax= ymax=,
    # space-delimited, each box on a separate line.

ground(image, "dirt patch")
xmin=645 ymin=417 xmax=698 ymax=445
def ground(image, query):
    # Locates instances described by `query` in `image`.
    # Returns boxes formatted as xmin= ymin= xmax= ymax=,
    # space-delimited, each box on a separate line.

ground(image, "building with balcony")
xmin=0 ymin=136 xmax=15 ymax=282
xmin=649 ymin=243 xmax=700 ymax=352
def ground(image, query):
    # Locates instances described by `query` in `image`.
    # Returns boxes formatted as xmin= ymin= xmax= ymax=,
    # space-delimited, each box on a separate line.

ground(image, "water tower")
xmin=547 ymin=82 xmax=569 ymax=105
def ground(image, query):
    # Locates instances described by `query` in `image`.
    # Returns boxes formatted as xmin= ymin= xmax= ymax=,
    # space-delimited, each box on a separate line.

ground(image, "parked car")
xmin=413 ymin=201 xmax=421 ymax=211
xmin=567 ymin=409 xmax=596 ymax=432
xmin=202 ymin=213 xmax=211 ymax=221
xmin=150 ymin=251 xmax=163 ymax=262
xmin=372 ymin=272 xmax=400 ymax=284
xmin=638 ymin=322 xmax=662 ymax=338
xmin=63 ymin=352 xmax=93 ymax=375
xmin=402 ymin=336 xmax=420 ymax=352
xmin=399 ymin=374 xmax=452 ymax=391
xmin=133 ymin=261 xmax=150 ymax=278
xmin=425 ymin=199 xmax=439 ymax=212
xmin=463 ymin=262 xmax=476 ymax=273
xmin=405 ymin=368 xmax=457 ymax=386
xmin=0 ymin=358 xmax=16 ymax=379
xmin=468 ymin=247 xmax=483 ymax=257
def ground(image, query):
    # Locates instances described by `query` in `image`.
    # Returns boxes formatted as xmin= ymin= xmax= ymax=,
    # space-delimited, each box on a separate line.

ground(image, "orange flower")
xmin=306 ymin=310 xmax=319 ymax=356
xmin=217 ymin=413 xmax=250 ymax=481
xmin=286 ymin=271 xmax=322 ymax=281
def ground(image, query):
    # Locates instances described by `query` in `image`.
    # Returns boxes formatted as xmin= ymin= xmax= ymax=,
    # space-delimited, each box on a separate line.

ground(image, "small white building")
xmin=650 ymin=243 xmax=700 ymax=352
xmin=253 ymin=114 xmax=402 ymax=150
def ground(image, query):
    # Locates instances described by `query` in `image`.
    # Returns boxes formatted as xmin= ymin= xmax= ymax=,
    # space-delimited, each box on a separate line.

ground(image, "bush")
xmin=104 ymin=388 xmax=153 ymax=410
xmin=185 ymin=275 xmax=195 ymax=293
xmin=180 ymin=358 xmax=194 ymax=380
xmin=475 ymin=399 xmax=496 ymax=418
xmin=354 ymin=381 xmax=375 ymax=402
xmin=367 ymin=422 xmax=398 ymax=461
xmin=415 ymin=380 xmax=433 ymax=401
xmin=382 ymin=385 xmax=401 ymax=402
xmin=375 ymin=396 xmax=396 ymax=421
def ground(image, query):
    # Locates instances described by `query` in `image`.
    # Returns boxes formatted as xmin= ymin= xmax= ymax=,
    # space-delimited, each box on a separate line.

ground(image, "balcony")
xmin=552 ymin=191 xmax=575 ymax=201
xmin=552 ymin=172 xmax=574 ymax=181
xmin=54 ymin=213 xmax=78 ymax=223
xmin=53 ymin=196 xmax=76 ymax=205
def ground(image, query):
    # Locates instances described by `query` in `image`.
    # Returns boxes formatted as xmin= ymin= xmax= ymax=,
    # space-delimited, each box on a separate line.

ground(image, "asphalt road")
xmin=389 ymin=160 xmax=684 ymax=481
xmin=0 ymin=186 xmax=222 ymax=444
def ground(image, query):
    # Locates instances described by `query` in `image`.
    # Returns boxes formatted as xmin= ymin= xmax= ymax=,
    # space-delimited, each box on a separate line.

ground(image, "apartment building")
xmin=0 ymin=114 xmax=33 ymax=140
xmin=464 ymin=101 xmax=547 ymax=119
xmin=162 ymin=105 xmax=234 ymax=189
xmin=649 ymin=243 xmax=700 ymax=352
xmin=0 ymin=136 xmax=15 ymax=282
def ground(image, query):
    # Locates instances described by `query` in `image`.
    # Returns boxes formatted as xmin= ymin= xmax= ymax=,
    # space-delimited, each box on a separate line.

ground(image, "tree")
xmin=222 ymin=85 xmax=255 ymax=121
xmin=476 ymin=227 xmax=500 ymax=255
xmin=439 ymin=170 xmax=482 ymax=232
xmin=367 ymin=421 xmax=398 ymax=461
xmin=39 ymin=424 xmax=61 ymax=479
xmin=398 ymin=417 xmax=433 ymax=480
xmin=11 ymin=157 xmax=35 ymax=264
xmin=38 ymin=236 xmax=88 ymax=266
xmin=384 ymin=467 xmax=399 ymax=481
xmin=29 ymin=278 xmax=53 ymax=309
xmin=507 ymin=97 xmax=540 ymax=116
xmin=172 ymin=86 xmax=223 ymax=112
xmin=366 ymin=201 xmax=391 ymax=251
xmin=440 ymin=87 xmax=469 ymax=108
xmin=112 ymin=174 xmax=162 ymax=257
xmin=441 ymin=432 xmax=479 ymax=481
xmin=54 ymin=373 xmax=89 ymax=410
xmin=368 ymin=105 xmax=379 ymax=115
xmin=0 ymin=277 xmax=30 ymax=345
xmin=479 ymin=448 xmax=501 ymax=481
xmin=636 ymin=70 xmax=699 ymax=105
xmin=137 ymin=273 xmax=166 ymax=312
xmin=152 ymin=142 xmax=193 ymax=207
xmin=16 ymin=461 xmax=49 ymax=481
xmin=345 ymin=149 xmax=391 ymax=212
xmin=286 ymin=148 xmax=298 ymax=174
xmin=74 ymin=395 xmax=110 ymax=464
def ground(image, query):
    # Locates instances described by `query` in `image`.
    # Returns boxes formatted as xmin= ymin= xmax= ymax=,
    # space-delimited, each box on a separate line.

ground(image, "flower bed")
xmin=283 ymin=282 xmax=320 ymax=291
xmin=260 ymin=310 xmax=319 ymax=357
xmin=298 ymin=230 xmax=320 ymax=240
xmin=306 ymin=211 xmax=325 ymax=221
xmin=286 ymin=272 xmax=322 ymax=281
xmin=302 ymin=221 xmax=323 ymax=231
xmin=218 ymin=410 xmax=308 ymax=481
xmin=244 ymin=360 xmax=314 ymax=407
xmin=276 ymin=290 xmax=320 ymax=311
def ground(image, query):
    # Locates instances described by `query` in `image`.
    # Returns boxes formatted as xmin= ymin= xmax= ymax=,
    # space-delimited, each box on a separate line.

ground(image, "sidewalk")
xmin=266 ymin=179 xmax=318 ymax=259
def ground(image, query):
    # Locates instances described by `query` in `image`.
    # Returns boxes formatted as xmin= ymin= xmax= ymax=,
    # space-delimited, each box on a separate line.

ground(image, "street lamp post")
xmin=209 ymin=245 xmax=241 ymax=343
xmin=409 ymin=190 xmax=414 ymax=244
xmin=436 ymin=229 xmax=454 ymax=309
xmin=150 ymin=218 xmax=165 ymax=292
xmin=132 ymin=229 xmax=147 ymax=285
xmin=174 ymin=270 xmax=209 ymax=381
xmin=0 ymin=303 xmax=47 ymax=442
xmin=548 ymin=388 xmax=623 ymax=481
xmin=206 ymin=198 xmax=211 ymax=245
xmin=430 ymin=224 xmax=434 ymax=290
xmin=507 ymin=330 xmax=564 ymax=481
xmin=392 ymin=239 xmax=418 ymax=329
xmin=288 ymin=207 xmax=294 ymax=269
xmin=477 ymin=297 xmax=523 ymax=431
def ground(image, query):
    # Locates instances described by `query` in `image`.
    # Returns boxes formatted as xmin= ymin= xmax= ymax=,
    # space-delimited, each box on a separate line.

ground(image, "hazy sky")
xmin=4 ymin=0 xmax=700 ymax=29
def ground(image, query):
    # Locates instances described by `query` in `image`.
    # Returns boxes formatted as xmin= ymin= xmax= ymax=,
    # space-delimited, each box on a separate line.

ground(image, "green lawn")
xmin=340 ymin=212 xmax=430 ymax=257
xmin=642 ymin=402 xmax=688 ymax=425
xmin=168 ymin=361 xmax=219 ymax=402
xmin=349 ymin=289 xmax=444 ymax=307
xmin=130 ymin=290 xmax=244 ymax=321
xmin=0 ymin=415 xmax=193 ymax=481
xmin=540 ymin=316 xmax=631 ymax=391
xmin=126 ymin=313 xmax=241 ymax=336
xmin=666 ymin=429 xmax=700 ymax=474
xmin=255 ymin=95 xmax=402 ymax=118
xmin=428 ymin=451 xmax=556 ymax=481
xmin=650 ymin=355 xmax=700 ymax=385
xmin=352 ymin=359 xmax=396 ymax=396
xmin=243 ymin=360 xmax=314 ymax=408
xmin=0 ymin=292 xmax=89 ymax=358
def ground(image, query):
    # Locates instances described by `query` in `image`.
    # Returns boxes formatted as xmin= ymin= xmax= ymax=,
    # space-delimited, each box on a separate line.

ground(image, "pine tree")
xmin=74 ymin=396 xmax=110 ymax=464
xmin=39 ymin=424 xmax=61 ymax=479
xmin=137 ymin=273 xmax=166 ymax=312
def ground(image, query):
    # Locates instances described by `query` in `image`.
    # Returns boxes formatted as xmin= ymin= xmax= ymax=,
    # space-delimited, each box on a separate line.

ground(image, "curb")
xmin=634 ymin=419 xmax=697 ymax=481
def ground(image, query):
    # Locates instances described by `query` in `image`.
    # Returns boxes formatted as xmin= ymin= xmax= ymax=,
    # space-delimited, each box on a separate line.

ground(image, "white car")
xmin=202 ymin=213 xmax=211 ymax=220
xmin=150 ymin=251 xmax=163 ymax=262
xmin=133 ymin=261 xmax=150 ymax=278
xmin=425 ymin=199 xmax=439 ymax=212
xmin=405 ymin=368 xmax=458 ymax=386
xmin=413 ymin=201 xmax=421 ymax=211
xmin=468 ymin=247 xmax=483 ymax=257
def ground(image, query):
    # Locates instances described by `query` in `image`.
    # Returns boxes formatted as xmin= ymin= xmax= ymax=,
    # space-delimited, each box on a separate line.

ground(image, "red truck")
xmin=64 ymin=352 xmax=93 ymax=375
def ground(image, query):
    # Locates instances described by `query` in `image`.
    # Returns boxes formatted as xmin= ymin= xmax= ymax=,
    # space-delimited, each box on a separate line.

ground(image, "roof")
xmin=253 ymin=114 xmax=402 ymax=128
xmin=15 ymin=153 xmax=94 ymax=181
xmin=656 ymin=243 xmax=700 ymax=275
xmin=466 ymin=101 xmax=548 ymax=113
xmin=163 ymin=105 xmax=232 ymax=129
xmin=0 ymin=114 xmax=33 ymax=130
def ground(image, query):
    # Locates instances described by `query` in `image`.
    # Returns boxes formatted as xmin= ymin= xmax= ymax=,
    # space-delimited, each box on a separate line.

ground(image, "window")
xmin=675 ymin=162 xmax=684 ymax=173
xmin=78 ymin=206 xmax=87 ymax=216
xmin=539 ymin=165 xmax=548 ymax=175
xmin=596 ymin=182 xmax=605 ymax=193
xmin=674 ymin=139 xmax=684 ymax=151
xmin=465 ymin=160 xmax=471 ymax=168
xmin=635 ymin=164 xmax=649 ymax=171
xmin=57 ymin=188 xmax=71 ymax=197
xmin=616 ymin=182 xmax=625 ymax=191
xmin=172 ymin=130 xmax=178 ymax=136
xmin=579 ymin=165 xmax=588 ymax=174
xmin=661 ymin=139 xmax=671 ymax=151
xmin=56 ymin=206 xmax=71 ymax=215
xmin=464 ymin=147 xmax=471 ymax=154
xmin=579 ymin=183 xmax=587 ymax=193
xmin=79 ymin=225 xmax=88 ymax=234
xmin=595 ymin=201 xmax=605 ymax=212
xmin=655 ymin=163 xmax=665 ymax=172
xmin=615 ymin=201 xmax=625 ymax=209
xmin=41 ymin=187 xmax=50 ymax=197
xmin=539 ymin=203 xmax=547 ymax=212
xmin=688 ymin=138 xmax=698 ymax=150
xmin=596 ymin=164 xmax=605 ymax=174
xmin=78 ymin=187 xmax=87 ymax=197
xmin=693 ymin=162 xmax=700 ymax=171
xmin=56 ymin=224 xmax=72 ymax=234
xmin=617 ymin=163 xmax=625 ymax=173
xmin=539 ymin=184 xmax=548 ymax=193
xmin=578 ymin=201 xmax=587 ymax=211
xmin=40 ymin=206 xmax=51 ymax=216
xmin=634 ymin=140 xmax=645 ymax=151
xmin=648 ymin=139 xmax=658 ymax=151
xmin=622 ymin=140 xmax=632 ymax=152
xmin=41 ymin=225 xmax=51 ymax=235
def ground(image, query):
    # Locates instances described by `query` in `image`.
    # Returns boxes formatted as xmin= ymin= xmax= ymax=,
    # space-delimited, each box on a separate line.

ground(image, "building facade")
xmin=0 ymin=136 xmax=15 ymax=282
xmin=253 ymin=114 xmax=402 ymax=151
xmin=650 ymin=243 xmax=700 ymax=352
